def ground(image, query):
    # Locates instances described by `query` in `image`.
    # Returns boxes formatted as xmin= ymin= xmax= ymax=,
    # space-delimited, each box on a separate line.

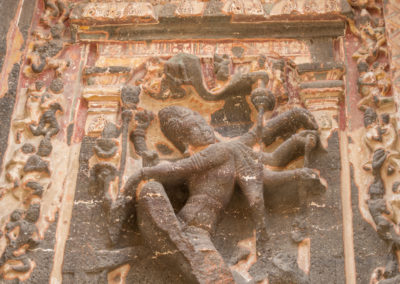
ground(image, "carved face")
xmin=186 ymin=115 xmax=216 ymax=147
xmin=142 ymin=59 xmax=164 ymax=96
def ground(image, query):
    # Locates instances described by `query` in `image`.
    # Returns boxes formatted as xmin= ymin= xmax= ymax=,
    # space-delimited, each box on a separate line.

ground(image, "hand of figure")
xmin=142 ymin=150 xmax=159 ymax=167
xmin=296 ymin=130 xmax=319 ymax=151
xmin=296 ymin=168 xmax=326 ymax=195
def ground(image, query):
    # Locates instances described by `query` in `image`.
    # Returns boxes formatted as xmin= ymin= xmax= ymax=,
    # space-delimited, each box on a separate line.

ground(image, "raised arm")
xmin=262 ymin=108 xmax=318 ymax=146
xmin=143 ymin=144 xmax=230 ymax=180
xmin=238 ymin=108 xmax=318 ymax=147
xmin=123 ymin=144 xmax=230 ymax=196
xmin=261 ymin=130 xmax=319 ymax=167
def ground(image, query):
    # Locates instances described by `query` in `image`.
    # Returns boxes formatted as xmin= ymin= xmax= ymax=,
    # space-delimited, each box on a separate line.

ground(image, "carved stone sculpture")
xmin=0 ymin=204 xmax=40 ymax=275
xmin=153 ymin=53 xmax=269 ymax=101
xmin=120 ymin=105 xmax=326 ymax=283
xmin=3 ymin=0 xmax=399 ymax=282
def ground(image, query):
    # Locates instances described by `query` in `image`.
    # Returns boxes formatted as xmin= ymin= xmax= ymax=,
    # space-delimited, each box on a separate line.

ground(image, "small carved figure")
xmin=13 ymin=81 xmax=46 ymax=128
xmin=3 ymin=142 xmax=48 ymax=202
xmin=303 ymin=0 xmax=319 ymax=13
xmin=121 ymin=85 xmax=140 ymax=110
xmin=29 ymin=103 xmax=62 ymax=139
xmin=5 ymin=143 xmax=36 ymax=187
xmin=155 ymin=53 xmax=269 ymax=101
xmin=363 ymin=109 xmax=400 ymax=174
xmin=347 ymin=0 xmax=381 ymax=11
xmin=269 ymin=59 xmax=286 ymax=102
xmin=24 ymin=139 xmax=51 ymax=176
xmin=89 ymin=162 xmax=120 ymax=244
xmin=41 ymin=0 xmax=70 ymax=26
xmin=123 ymin=105 xmax=325 ymax=282
xmin=40 ymin=78 xmax=64 ymax=110
xmin=380 ymin=114 xmax=397 ymax=151
xmin=366 ymin=149 xmax=400 ymax=281
xmin=282 ymin=0 xmax=298 ymax=14
xmin=141 ymin=57 xmax=165 ymax=98
xmin=357 ymin=62 xmax=393 ymax=111
xmin=325 ymin=0 xmax=339 ymax=11
xmin=25 ymin=23 xmax=69 ymax=76
xmin=89 ymin=163 xmax=117 ymax=202
xmin=352 ymin=16 xmax=387 ymax=64
xmin=93 ymin=120 xmax=121 ymax=159
xmin=373 ymin=62 xmax=391 ymax=97
xmin=93 ymin=120 xmax=123 ymax=162
xmin=0 ymin=204 xmax=40 ymax=274
xmin=363 ymin=108 xmax=382 ymax=153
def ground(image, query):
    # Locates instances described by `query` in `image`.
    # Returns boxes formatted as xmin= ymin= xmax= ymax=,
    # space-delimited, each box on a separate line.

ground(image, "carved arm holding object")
xmin=130 ymin=110 xmax=159 ymax=167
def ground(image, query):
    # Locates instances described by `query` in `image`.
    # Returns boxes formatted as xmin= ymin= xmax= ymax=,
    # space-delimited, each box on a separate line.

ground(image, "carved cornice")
xmin=69 ymin=1 xmax=350 ymax=42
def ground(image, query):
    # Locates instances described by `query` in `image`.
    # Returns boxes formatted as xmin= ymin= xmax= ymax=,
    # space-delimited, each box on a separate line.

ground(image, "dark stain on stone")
xmin=0 ymin=63 xmax=20 ymax=172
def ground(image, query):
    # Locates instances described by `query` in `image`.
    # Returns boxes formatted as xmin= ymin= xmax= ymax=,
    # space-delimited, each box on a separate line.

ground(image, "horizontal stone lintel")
xmin=297 ymin=62 xmax=345 ymax=74
xmin=71 ymin=19 xmax=346 ymax=42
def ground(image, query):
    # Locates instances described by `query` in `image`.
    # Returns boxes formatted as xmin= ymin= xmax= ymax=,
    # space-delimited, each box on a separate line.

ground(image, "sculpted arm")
xmin=239 ymin=108 xmax=318 ymax=147
xmin=142 ymin=145 xmax=229 ymax=181
xmin=261 ymin=130 xmax=319 ymax=167
xmin=262 ymin=108 xmax=318 ymax=146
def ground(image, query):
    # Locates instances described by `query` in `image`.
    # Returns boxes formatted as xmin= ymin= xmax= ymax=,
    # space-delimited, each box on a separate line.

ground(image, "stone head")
xmin=159 ymin=106 xmax=216 ymax=153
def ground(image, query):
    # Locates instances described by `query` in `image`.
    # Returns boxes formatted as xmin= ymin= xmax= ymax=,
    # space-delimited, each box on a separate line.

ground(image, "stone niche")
xmin=0 ymin=0 xmax=399 ymax=283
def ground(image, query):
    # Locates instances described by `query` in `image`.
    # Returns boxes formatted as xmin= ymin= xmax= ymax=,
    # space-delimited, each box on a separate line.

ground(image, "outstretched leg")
xmin=263 ymin=168 xmax=326 ymax=210
xmin=238 ymin=179 xmax=269 ymax=252
xmin=137 ymin=181 xmax=235 ymax=284
xmin=263 ymin=168 xmax=325 ymax=191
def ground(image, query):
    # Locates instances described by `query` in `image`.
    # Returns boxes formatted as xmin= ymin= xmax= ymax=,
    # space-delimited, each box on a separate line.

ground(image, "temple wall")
xmin=0 ymin=1 xmax=398 ymax=283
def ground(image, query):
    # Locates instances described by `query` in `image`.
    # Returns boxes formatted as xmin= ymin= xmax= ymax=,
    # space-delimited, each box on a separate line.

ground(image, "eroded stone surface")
xmin=0 ymin=0 xmax=398 ymax=283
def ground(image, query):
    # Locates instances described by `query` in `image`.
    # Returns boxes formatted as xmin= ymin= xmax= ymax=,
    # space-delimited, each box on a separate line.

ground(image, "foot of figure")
xmin=296 ymin=168 xmax=326 ymax=195
xmin=232 ymin=270 xmax=255 ymax=284
xmin=229 ymin=246 xmax=251 ymax=265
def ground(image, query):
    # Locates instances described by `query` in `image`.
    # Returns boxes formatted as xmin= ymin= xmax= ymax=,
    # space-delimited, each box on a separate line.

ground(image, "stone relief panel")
xmin=0 ymin=0 xmax=85 ymax=282
xmin=58 ymin=28 xmax=348 ymax=282
xmin=345 ymin=0 xmax=400 ymax=283
xmin=3 ymin=0 xmax=400 ymax=283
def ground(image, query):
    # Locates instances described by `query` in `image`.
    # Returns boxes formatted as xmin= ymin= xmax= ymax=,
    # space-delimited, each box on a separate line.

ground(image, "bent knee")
xmin=248 ymin=196 xmax=265 ymax=208
xmin=138 ymin=181 xmax=166 ymax=201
